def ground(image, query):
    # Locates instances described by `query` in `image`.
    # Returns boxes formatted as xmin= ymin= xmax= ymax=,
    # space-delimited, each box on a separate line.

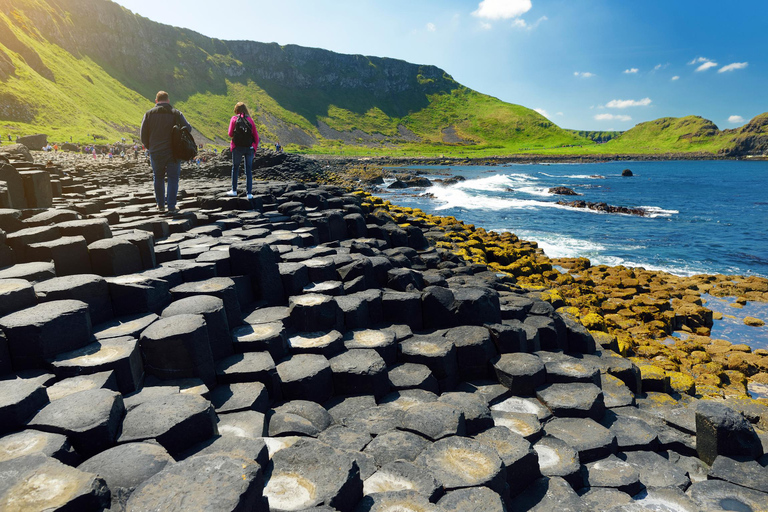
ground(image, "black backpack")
xmin=171 ymin=110 xmax=197 ymax=161
xmin=232 ymin=114 xmax=253 ymax=147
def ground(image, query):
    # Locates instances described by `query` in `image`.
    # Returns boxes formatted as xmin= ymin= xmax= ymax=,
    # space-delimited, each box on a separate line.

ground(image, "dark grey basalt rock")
xmin=45 ymin=370 xmax=118 ymax=401
xmin=510 ymin=476 xmax=586 ymax=512
xmin=535 ymin=382 xmax=605 ymax=420
xmin=0 ymin=377 xmax=49 ymax=434
xmin=118 ymin=393 xmax=218 ymax=457
xmin=49 ymin=335 xmax=144 ymax=394
xmin=89 ymin=238 xmax=142 ymax=277
xmin=162 ymin=295 xmax=234 ymax=361
xmin=695 ymin=400 xmax=763 ymax=465
xmin=533 ymin=435 xmax=582 ymax=489
xmin=28 ymin=388 xmax=125 ymax=457
xmin=362 ymin=429 xmax=430 ymax=468
xmin=416 ymin=436 xmax=506 ymax=495
xmin=217 ymin=410 xmax=267 ymax=438
xmin=401 ymin=401 xmax=465 ymax=441
xmin=600 ymin=411 xmax=659 ymax=451
xmin=127 ymin=453 xmax=267 ymax=512
xmin=33 ymin=273 xmax=113 ymax=325
xmin=329 ymin=348 xmax=389 ymax=398
xmin=92 ymin=312 xmax=158 ymax=340
xmin=289 ymin=330 xmax=345 ymax=357
xmin=0 ymin=429 xmax=77 ymax=465
xmin=438 ymin=486 xmax=507 ymax=512
xmin=184 ymin=435 xmax=269 ymax=469
xmin=399 ymin=335 xmax=457 ymax=391
xmin=209 ymin=381 xmax=269 ymax=414
xmin=232 ymin=321 xmax=288 ymax=361
xmin=355 ymin=490 xmax=439 ymax=511
xmin=492 ymin=352 xmax=546 ymax=396
xmin=445 ymin=325 xmax=498 ymax=381
xmin=0 ymin=453 xmax=110 ymax=511
xmin=277 ymin=353 xmax=333 ymax=403
xmin=618 ymin=450 xmax=690 ymax=490
xmin=170 ymin=277 xmax=243 ymax=329
xmin=363 ymin=460 xmax=442 ymax=501
xmin=686 ymin=479 xmax=768 ymax=512
xmin=0 ymin=278 xmax=37 ymax=318
xmin=318 ymin=425 xmax=372 ymax=454
xmin=0 ymin=299 xmax=92 ymax=369
xmin=581 ymin=454 xmax=642 ymax=496
xmin=78 ymin=442 xmax=173 ymax=510
xmin=438 ymin=391 xmax=493 ymax=435
xmin=543 ymin=417 xmax=617 ymax=463
xmin=387 ymin=362 xmax=439 ymax=393
xmin=343 ymin=329 xmax=397 ymax=365
xmin=289 ymin=294 xmax=342 ymax=332
xmin=139 ymin=313 xmax=216 ymax=388
xmin=269 ymin=400 xmax=333 ymax=437
xmin=216 ymin=352 xmax=279 ymax=398
xmin=708 ymin=455 xmax=768 ymax=493
xmin=264 ymin=438 xmax=362 ymax=512
xmin=475 ymin=426 xmax=541 ymax=496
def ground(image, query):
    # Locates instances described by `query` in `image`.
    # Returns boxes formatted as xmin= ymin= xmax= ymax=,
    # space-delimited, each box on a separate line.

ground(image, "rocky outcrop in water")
xmin=557 ymin=200 xmax=646 ymax=216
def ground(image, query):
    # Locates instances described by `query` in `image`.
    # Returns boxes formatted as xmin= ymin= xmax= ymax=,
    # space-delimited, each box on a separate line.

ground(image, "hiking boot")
xmin=157 ymin=205 xmax=166 ymax=212
xmin=247 ymin=193 xmax=254 ymax=200
xmin=225 ymin=190 xmax=237 ymax=197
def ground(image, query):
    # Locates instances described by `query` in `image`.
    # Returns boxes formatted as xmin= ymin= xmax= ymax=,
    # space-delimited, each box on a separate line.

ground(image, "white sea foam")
xmin=538 ymin=172 xmax=606 ymax=179
xmin=518 ymin=186 xmax=552 ymax=197
xmin=427 ymin=186 xmax=568 ymax=212
xmin=451 ymin=173 xmax=536 ymax=192
xmin=640 ymin=206 xmax=679 ymax=218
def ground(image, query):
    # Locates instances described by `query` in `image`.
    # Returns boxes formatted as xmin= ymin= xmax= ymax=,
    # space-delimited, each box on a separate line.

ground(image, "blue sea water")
xmin=378 ymin=160 xmax=768 ymax=279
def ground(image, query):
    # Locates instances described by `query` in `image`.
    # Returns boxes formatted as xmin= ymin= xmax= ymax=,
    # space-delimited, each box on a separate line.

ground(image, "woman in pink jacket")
xmin=227 ymin=102 xmax=260 ymax=199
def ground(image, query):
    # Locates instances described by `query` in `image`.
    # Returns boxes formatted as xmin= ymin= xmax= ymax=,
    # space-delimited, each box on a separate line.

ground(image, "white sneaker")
xmin=247 ymin=193 xmax=254 ymax=200
xmin=225 ymin=190 xmax=237 ymax=197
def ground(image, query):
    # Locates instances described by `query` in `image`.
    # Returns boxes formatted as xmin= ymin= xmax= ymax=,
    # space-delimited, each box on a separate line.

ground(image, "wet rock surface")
xmin=0 ymin=148 xmax=766 ymax=510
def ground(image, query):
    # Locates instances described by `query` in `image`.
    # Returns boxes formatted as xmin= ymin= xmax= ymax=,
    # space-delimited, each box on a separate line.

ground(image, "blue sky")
xmin=114 ymin=0 xmax=764 ymax=131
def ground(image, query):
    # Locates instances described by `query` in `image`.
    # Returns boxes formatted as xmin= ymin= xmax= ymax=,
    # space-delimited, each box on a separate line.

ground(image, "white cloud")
xmin=696 ymin=61 xmax=718 ymax=72
xmin=534 ymin=108 xmax=550 ymax=118
xmin=671 ymin=76 xmax=680 ymax=81
xmin=654 ymin=63 xmax=669 ymax=71
xmin=556 ymin=112 xmax=563 ymax=116
xmin=512 ymin=15 xmax=548 ymax=29
xmin=426 ymin=22 xmax=437 ymax=32
xmin=624 ymin=68 xmax=639 ymax=74
xmin=472 ymin=0 xmax=532 ymax=20
xmin=595 ymin=114 xmax=632 ymax=122
xmin=728 ymin=115 xmax=745 ymax=124
xmin=689 ymin=57 xmax=717 ymax=72
xmin=719 ymin=62 xmax=748 ymax=73
xmin=605 ymin=98 xmax=652 ymax=109
xmin=574 ymin=71 xmax=595 ymax=78
xmin=480 ymin=21 xmax=492 ymax=30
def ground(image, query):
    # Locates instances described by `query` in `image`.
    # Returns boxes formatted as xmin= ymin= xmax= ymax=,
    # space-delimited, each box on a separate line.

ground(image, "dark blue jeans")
xmin=231 ymin=146 xmax=254 ymax=194
xmin=149 ymin=150 xmax=181 ymax=209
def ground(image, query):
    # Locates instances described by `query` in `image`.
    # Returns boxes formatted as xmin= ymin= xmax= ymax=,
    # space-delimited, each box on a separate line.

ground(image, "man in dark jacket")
xmin=140 ymin=91 xmax=191 ymax=212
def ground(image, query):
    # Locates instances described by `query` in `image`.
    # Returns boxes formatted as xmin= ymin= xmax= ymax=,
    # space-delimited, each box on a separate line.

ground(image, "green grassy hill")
xmin=0 ymin=0 xmax=589 ymax=153
xmin=0 ymin=0 xmax=765 ymax=157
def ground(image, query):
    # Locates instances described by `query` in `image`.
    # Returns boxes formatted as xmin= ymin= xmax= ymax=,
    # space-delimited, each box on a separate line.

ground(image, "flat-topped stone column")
xmin=0 ymin=299 xmax=92 ymax=370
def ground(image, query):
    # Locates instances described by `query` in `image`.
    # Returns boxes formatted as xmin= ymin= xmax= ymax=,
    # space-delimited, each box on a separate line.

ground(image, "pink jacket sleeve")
xmin=228 ymin=115 xmax=237 ymax=151
xmin=249 ymin=117 xmax=259 ymax=152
